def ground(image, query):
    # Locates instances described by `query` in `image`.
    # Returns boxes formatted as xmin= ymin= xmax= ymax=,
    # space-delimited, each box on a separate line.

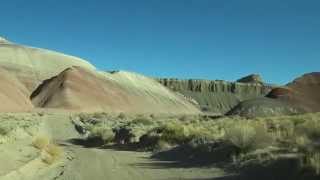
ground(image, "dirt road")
xmin=44 ymin=114 xmax=227 ymax=180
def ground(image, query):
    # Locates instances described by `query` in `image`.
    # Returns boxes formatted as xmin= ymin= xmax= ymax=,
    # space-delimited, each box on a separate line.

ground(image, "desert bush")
xmin=306 ymin=153 xmax=320 ymax=175
xmin=113 ymin=126 xmax=135 ymax=144
xmin=92 ymin=112 xmax=109 ymax=119
xmin=137 ymin=120 xmax=215 ymax=151
xmin=78 ymin=113 xmax=90 ymax=121
xmin=0 ymin=126 xmax=11 ymax=136
xmin=42 ymin=143 xmax=63 ymax=164
xmin=89 ymin=126 xmax=115 ymax=144
xmin=294 ymin=135 xmax=312 ymax=152
xmin=32 ymin=136 xmax=50 ymax=150
xmin=269 ymin=118 xmax=295 ymax=142
xmin=139 ymin=131 xmax=161 ymax=150
xmin=118 ymin=112 xmax=127 ymax=120
xmin=159 ymin=122 xmax=191 ymax=144
xmin=296 ymin=119 xmax=320 ymax=140
xmin=154 ymin=140 xmax=172 ymax=152
xmin=138 ymin=122 xmax=187 ymax=150
xmin=225 ymin=121 xmax=273 ymax=153
xmin=32 ymin=136 xmax=63 ymax=164
xmin=131 ymin=117 xmax=153 ymax=126
xmin=187 ymin=137 xmax=221 ymax=155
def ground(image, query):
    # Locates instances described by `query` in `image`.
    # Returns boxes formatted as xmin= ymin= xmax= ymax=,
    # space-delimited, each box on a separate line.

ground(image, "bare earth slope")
xmin=31 ymin=67 xmax=200 ymax=114
xmin=0 ymin=68 xmax=33 ymax=112
xmin=0 ymin=37 xmax=95 ymax=92
xmin=286 ymin=72 xmax=320 ymax=112
xmin=0 ymin=37 xmax=200 ymax=114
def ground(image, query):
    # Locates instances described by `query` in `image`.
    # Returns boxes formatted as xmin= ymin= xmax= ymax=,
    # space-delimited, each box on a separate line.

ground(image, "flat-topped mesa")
xmin=158 ymin=78 xmax=270 ymax=93
xmin=237 ymin=74 xmax=264 ymax=84
xmin=157 ymin=78 xmax=273 ymax=114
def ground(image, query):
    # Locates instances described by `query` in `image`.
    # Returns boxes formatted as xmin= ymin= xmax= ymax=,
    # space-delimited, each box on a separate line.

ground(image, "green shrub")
xmin=154 ymin=140 xmax=172 ymax=152
xmin=32 ymin=136 xmax=50 ymax=150
xmin=225 ymin=121 xmax=272 ymax=152
xmin=306 ymin=153 xmax=320 ymax=175
xmin=42 ymin=144 xmax=63 ymax=164
xmin=294 ymin=135 xmax=312 ymax=152
xmin=131 ymin=117 xmax=153 ymax=126
xmin=139 ymin=131 xmax=161 ymax=150
xmin=0 ymin=126 xmax=10 ymax=136
xmin=91 ymin=112 xmax=107 ymax=119
xmin=138 ymin=122 xmax=192 ymax=150
xmin=32 ymin=135 xmax=63 ymax=165
xmin=113 ymin=126 xmax=135 ymax=144
xmin=118 ymin=113 xmax=127 ymax=120
xmin=160 ymin=123 xmax=190 ymax=144
xmin=89 ymin=126 xmax=115 ymax=144
xmin=296 ymin=119 xmax=320 ymax=140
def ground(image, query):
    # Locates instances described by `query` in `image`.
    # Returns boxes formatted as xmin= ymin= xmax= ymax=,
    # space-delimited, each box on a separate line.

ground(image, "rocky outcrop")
xmin=280 ymin=72 xmax=320 ymax=112
xmin=266 ymin=87 xmax=294 ymax=99
xmin=227 ymin=72 xmax=320 ymax=117
xmin=262 ymin=72 xmax=320 ymax=113
xmin=237 ymin=74 xmax=264 ymax=84
xmin=226 ymin=97 xmax=305 ymax=117
xmin=158 ymin=78 xmax=272 ymax=114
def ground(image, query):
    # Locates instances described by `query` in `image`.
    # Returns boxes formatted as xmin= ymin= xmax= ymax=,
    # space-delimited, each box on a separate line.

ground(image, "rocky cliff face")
xmin=158 ymin=78 xmax=272 ymax=114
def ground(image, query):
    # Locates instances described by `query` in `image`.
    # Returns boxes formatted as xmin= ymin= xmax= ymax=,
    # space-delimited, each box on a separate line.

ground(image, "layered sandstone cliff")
xmin=158 ymin=78 xmax=272 ymax=114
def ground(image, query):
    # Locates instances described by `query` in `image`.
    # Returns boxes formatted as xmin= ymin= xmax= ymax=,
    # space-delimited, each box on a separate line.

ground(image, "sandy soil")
xmin=59 ymin=145 xmax=225 ymax=180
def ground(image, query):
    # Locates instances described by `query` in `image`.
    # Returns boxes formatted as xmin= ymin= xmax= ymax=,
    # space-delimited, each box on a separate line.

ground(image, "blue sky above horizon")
xmin=0 ymin=0 xmax=319 ymax=85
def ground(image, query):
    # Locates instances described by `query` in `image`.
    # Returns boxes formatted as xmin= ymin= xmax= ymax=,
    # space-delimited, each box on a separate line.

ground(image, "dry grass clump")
xmin=32 ymin=136 xmax=50 ymax=149
xmin=306 ymin=153 xmax=320 ymax=175
xmin=296 ymin=118 xmax=320 ymax=140
xmin=89 ymin=126 xmax=115 ymax=144
xmin=0 ymin=126 xmax=11 ymax=136
xmin=137 ymin=119 xmax=216 ymax=151
xmin=294 ymin=135 xmax=312 ymax=152
xmin=225 ymin=121 xmax=273 ymax=152
xmin=131 ymin=117 xmax=153 ymax=126
xmin=159 ymin=122 xmax=190 ymax=144
xmin=118 ymin=112 xmax=127 ymax=120
xmin=42 ymin=144 xmax=63 ymax=164
xmin=32 ymin=136 xmax=63 ymax=164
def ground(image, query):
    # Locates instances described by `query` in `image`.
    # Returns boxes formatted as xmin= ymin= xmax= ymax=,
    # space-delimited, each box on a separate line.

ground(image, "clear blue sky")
xmin=1 ymin=0 xmax=319 ymax=84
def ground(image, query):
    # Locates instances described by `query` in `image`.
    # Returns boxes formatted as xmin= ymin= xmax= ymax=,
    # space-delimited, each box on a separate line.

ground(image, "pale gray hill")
xmin=31 ymin=67 xmax=200 ymax=114
xmin=0 ymin=37 xmax=95 ymax=92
